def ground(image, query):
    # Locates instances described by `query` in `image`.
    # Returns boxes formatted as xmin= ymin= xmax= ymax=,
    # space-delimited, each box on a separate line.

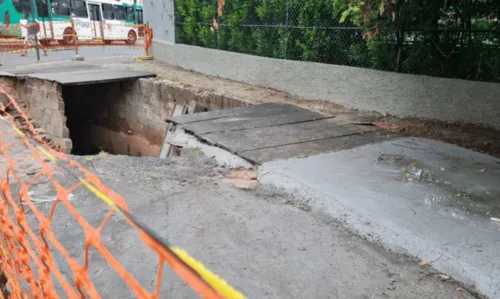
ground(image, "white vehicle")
xmin=20 ymin=0 xmax=139 ymax=45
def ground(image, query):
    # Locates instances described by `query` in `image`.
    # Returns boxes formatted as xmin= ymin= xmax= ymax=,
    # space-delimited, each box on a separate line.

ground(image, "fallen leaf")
xmin=439 ymin=274 xmax=450 ymax=281
xmin=223 ymin=178 xmax=257 ymax=189
xmin=409 ymin=162 xmax=417 ymax=167
xmin=475 ymin=249 xmax=482 ymax=253
xmin=225 ymin=169 xmax=257 ymax=180
xmin=419 ymin=260 xmax=428 ymax=268
xmin=223 ymin=169 xmax=258 ymax=189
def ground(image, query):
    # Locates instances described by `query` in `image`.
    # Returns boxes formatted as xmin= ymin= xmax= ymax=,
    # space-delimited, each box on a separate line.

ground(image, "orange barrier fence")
xmin=0 ymin=87 xmax=244 ymax=298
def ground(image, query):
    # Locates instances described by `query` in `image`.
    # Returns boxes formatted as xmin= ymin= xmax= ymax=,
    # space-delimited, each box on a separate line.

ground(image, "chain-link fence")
xmin=174 ymin=0 xmax=500 ymax=82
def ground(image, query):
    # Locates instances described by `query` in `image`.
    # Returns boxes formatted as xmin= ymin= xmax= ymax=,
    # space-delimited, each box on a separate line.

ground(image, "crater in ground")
xmin=61 ymin=79 xmax=232 ymax=157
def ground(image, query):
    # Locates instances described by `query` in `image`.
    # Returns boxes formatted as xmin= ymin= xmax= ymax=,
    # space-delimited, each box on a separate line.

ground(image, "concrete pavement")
xmin=0 ymin=45 xmax=143 ymax=68
xmin=169 ymin=103 xmax=499 ymax=298
xmin=0 ymin=50 xmax=493 ymax=297
xmin=259 ymin=137 xmax=500 ymax=298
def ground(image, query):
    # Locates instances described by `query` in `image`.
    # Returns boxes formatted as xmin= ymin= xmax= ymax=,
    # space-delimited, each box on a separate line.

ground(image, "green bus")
xmin=0 ymin=0 xmax=144 ymax=44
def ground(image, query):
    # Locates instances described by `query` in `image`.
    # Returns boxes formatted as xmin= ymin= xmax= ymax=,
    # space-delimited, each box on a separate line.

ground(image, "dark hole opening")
xmin=62 ymin=81 xmax=141 ymax=156
xmin=63 ymin=83 xmax=107 ymax=155
xmin=63 ymin=81 xmax=211 ymax=157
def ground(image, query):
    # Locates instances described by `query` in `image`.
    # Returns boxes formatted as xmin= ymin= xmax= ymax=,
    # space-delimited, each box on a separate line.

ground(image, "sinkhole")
xmin=60 ymin=79 xmax=230 ymax=157
xmin=7 ymin=75 xmax=247 ymax=158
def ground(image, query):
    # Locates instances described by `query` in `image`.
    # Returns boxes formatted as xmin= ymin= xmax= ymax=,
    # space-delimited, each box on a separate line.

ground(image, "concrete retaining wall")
xmin=143 ymin=0 xmax=175 ymax=44
xmin=151 ymin=41 xmax=500 ymax=130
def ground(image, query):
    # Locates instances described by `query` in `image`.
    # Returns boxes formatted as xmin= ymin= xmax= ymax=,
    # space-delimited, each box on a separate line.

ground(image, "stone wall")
xmin=4 ymin=77 xmax=72 ymax=153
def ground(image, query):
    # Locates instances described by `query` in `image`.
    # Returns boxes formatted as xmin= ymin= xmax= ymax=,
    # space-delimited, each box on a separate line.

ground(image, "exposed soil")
xmin=118 ymin=60 xmax=500 ymax=158
xmin=376 ymin=119 xmax=500 ymax=158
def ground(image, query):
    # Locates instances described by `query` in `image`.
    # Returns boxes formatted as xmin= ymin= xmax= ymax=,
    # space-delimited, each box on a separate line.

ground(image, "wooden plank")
xmin=159 ymin=105 xmax=188 ymax=158
xmin=201 ymin=119 xmax=380 ymax=152
xmin=170 ymin=102 xmax=313 ymax=125
xmin=240 ymin=131 xmax=399 ymax=164
xmin=183 ymin=110 xmax=331 ymax=135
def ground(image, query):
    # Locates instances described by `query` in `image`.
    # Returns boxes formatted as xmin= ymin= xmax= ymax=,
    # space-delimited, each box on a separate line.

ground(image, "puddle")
xmin=377 ymin=154 xmax=500 ymax=218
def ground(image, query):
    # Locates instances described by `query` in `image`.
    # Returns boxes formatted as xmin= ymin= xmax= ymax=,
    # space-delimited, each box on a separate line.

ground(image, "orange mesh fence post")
xmin=69 ymin=14 xmax=80 ymax=58
xmin=144 ymin=24 xmax=153 ymax=57
xmin=0 ymin=86 xmax=246 ymax=299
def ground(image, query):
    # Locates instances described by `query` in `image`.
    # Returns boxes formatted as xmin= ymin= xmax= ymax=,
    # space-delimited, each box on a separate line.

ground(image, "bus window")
xmin=88 ymin=3 xmax=101 ymax=21
xmin=136 ymin=9 xmax=143 ymax=24
xmin=12 ymin=0 xmax=31 ymax=14
xmin=102 ymin=4 xmax=114 ymax=20
xmin=125 ymin=7 xmax=134 ymax=22
xmin=71 ymin=0 xmax=88 ymax=18
xmin=35 ymin=0 xmax=50 ymax=18
xmin=113 ymin=5 xmax=125 ymax=21
xmin=51 ymin=0 xmax=70 ymax=16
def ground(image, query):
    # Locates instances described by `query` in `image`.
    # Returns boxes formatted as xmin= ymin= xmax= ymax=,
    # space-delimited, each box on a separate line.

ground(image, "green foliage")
xmin=175 ymin=0 xmax=500 ymax=82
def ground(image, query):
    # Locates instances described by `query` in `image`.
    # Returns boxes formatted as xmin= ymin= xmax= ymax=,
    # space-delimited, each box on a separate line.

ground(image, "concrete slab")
xmin=26 ymin=69 xmax=156 ymax=85
xmin=259 ymin=137 xmax=500 ymax=298
xmin=0 ymin=63 xmax=102 ymax=75
xmin=242 ymin=130 xmax=398 ymax=163
xmin=0 ymin=62 xmax=155 ymax=85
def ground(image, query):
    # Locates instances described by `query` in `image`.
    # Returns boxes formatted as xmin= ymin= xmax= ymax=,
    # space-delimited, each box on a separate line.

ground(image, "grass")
xmin=170 ymin=75 xmax=181 ymax=82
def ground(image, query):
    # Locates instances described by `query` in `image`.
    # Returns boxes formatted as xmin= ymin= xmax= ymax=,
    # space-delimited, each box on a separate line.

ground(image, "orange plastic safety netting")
xmin=0 ymin=86 xmax=245 ymax=298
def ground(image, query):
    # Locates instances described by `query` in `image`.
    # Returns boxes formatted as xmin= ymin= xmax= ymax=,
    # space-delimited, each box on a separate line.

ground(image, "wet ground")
xmin=0 ymin=123 xmax=480 ymax=298
xmin=0 ymin=52 xmax=496 ymax=298
xmin=259 ymin=137 xmax=500 ymax=298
